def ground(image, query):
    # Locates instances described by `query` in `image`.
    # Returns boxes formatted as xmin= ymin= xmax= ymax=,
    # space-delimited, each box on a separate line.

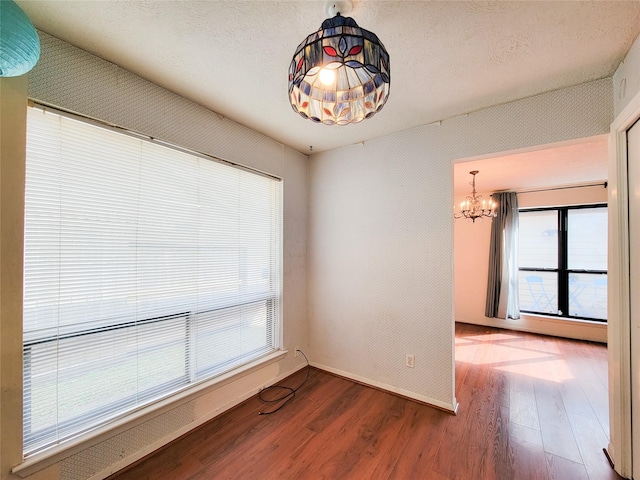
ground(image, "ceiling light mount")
xmin=325 ymin=0 xmax=352 ymax=18
xmin=288 ymin=2 xmax=390 ymax=125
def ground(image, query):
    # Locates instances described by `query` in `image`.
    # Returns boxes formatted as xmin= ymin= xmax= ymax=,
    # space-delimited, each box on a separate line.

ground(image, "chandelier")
xmin=288 ymin=1 xmax=390 ymax=125
xmin=454 ymin=170 xmax=497 ymax=222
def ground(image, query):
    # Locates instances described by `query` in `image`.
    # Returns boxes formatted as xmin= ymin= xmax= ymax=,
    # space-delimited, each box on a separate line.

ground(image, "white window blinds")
xmin=23 ymin=106 xmax=282 ymax=455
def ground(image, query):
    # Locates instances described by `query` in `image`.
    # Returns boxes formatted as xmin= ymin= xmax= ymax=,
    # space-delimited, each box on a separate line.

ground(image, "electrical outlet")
xmin=406 ymin=354 xmax=415 ymax=368
xmin=294 ymin=346 xmax=300 ymax=358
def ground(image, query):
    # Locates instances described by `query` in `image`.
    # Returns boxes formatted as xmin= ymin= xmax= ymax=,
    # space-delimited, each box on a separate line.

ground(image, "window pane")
xmin=23 ymin=107 xmax=282 ymax=455
xmin=568 ymin=207 xmax=607 ymax=270
xmin=569 ymin=273 xmax=607 ymax=320
xmin=193 ymin=300 xmax=273 ymax=379
xmin=25 ymin=316 xmax=188 ymax=452
xmin=518 ymin=210 xmax=558 ymax=268
xmin=518 ymin=271 xmax=558 ymax=314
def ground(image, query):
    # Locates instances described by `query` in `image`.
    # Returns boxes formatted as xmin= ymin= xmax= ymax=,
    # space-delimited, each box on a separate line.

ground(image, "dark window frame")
xmin=518 ymin=203 xmax=607 ymax=322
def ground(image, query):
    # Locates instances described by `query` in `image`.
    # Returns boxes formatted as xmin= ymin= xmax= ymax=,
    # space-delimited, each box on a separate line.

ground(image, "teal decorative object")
xmin=0 ymin=0 xmax=40 ymax=77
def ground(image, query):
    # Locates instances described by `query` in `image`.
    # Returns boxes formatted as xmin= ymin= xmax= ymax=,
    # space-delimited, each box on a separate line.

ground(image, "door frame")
xmin=608 ymin=87 xmax=640 ymax=478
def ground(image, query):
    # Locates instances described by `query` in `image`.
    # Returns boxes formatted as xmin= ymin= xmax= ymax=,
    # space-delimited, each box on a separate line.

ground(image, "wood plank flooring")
xmin=110 ymin=323 xmax=621 ymax=480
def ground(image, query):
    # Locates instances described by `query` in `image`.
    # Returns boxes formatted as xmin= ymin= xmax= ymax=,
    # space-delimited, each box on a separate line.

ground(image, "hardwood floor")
xmin=110 ymin=323 xmax=621 ymax=480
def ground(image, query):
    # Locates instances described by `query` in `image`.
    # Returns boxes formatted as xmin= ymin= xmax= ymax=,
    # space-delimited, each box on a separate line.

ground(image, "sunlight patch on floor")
xmin=462 ymin=333 xmax=522 ymax=342
xmin=497 ymin=358 xmax=574 ymax=383
xmin=456 ymin=343 xmax=551 ymax=364
xmin=504 ymin=339 xmax=563 ymax=355
xmin=455 ymin=333 xmax=576 ymax=383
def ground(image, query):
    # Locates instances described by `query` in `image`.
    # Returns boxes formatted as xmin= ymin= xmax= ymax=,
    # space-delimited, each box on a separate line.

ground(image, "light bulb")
xmin=319 ymin=68 xmax=336 ymax=85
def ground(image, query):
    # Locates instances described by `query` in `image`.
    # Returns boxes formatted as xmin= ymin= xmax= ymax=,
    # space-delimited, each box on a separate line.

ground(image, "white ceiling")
xmin=453 ymin=135 xmax=608 ymax=196
xmin=16 ymin=0 xmax=640 ymax=157
xmin=13 ymin=1 xmax=634 ymax=195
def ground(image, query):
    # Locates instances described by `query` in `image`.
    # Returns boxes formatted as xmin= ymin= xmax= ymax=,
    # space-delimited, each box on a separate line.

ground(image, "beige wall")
xmin=614 ymin=32 xmax=640 ymax=117
xmin=1 ymin=34 xmax=309 ymax=480
xmin=454 ymin=183 xmax=608 ymax=342
xmin=309 ymin=78 xmax=613 ymax=415
xmin=0 ymin=29 xmax=620 ymax=480
xmin=0 ymin=76 xmax=27 ymax=480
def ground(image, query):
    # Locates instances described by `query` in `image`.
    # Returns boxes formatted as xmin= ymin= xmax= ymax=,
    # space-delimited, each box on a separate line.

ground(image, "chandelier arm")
xmin=454 ymin=170 xmax=496 ymax=222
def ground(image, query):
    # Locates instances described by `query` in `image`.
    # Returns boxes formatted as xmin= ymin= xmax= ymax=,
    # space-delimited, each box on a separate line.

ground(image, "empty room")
xmin=2 ymin=1 xmax=640 ymax=479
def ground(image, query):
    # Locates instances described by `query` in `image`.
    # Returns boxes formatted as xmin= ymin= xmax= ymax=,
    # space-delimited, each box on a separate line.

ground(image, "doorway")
xmin=453 ymin=137 xmax=608 ymax=342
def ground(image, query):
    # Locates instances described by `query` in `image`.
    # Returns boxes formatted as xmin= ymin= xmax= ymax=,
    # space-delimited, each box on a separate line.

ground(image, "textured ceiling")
xmin=16 ymin=0 xmax=640 ymax=155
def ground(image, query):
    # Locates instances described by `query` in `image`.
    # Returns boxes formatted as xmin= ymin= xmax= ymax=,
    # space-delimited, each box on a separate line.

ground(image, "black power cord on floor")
xmin=258 ymin=349 xmax=310 ymax=415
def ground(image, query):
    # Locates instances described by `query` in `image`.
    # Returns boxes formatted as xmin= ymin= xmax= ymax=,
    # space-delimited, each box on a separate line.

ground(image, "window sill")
xmin=12 ymin=349 xmax=288 ymax=478
xmin=519 ymin=312 xmax=607 ymax=325
xmin=516 ymin=313 xmax=607 ymax=343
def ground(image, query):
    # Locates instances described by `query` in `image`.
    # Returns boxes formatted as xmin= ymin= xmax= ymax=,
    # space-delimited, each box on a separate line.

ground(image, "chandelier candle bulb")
xmin=454 ymin=170 xmax=497 ymax=223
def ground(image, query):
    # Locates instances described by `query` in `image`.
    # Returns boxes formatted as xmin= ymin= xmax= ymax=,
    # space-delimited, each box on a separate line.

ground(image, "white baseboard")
xmin=310 ymin=362 xmax=458 ymax=414
xmin=456 ymin=315 xmax=607 ymax=343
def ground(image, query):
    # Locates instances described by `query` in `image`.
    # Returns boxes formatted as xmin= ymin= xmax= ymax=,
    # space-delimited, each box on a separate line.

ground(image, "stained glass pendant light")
xmin=0 ymin=0 xmax=40 ymax=77
xmin=288 ymin=0 xmax=390 ymax=125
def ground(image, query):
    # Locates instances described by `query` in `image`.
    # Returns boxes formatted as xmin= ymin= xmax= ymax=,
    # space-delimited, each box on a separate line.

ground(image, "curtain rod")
xmin=495 ymin=181 xmax=607 ymax=195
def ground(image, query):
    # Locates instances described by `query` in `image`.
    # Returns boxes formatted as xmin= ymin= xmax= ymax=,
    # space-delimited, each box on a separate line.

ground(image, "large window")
xmin=518 ymin=205 xmax=607 ymax=321
xmin=23 ymin=106 xmax=282 ymax=455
